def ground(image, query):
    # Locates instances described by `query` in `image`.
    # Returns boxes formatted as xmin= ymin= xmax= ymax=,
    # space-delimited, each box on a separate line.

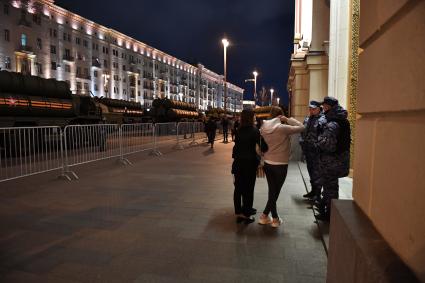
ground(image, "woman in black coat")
xmin=232 ymin=109 xmax=266 ymax=223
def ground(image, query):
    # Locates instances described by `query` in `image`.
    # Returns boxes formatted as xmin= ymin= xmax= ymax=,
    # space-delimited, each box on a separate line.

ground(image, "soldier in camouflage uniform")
xmin=313 ymin=97 xmax=350 ymax=221
xmin=299 ymin=100 xmax=326 ymax=200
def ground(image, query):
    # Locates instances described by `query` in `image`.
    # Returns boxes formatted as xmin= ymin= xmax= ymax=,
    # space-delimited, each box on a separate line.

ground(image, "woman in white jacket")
xmin=259 ymin=107 xmax=305 ymax=227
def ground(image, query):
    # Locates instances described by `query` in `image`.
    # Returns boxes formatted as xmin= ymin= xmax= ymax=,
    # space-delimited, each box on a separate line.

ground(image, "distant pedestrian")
xmin=259 ymin=106 xmax=304 ymax=228
xmin=299 ymin=101 xmax=326 ymax=200
xmin=313 ymin=97 xmax=351 ymax=222
xmin=222 ymin=117 xmax=229 ymax=142
xmin=205 ymin=117 xmax=217 ymax=148
xmin=231 ymin=118 xmax=239 ymax=142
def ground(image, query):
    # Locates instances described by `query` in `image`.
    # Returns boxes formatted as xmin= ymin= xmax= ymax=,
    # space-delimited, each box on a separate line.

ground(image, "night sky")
xmin=55 ymin=0 xmax=295 ymax=106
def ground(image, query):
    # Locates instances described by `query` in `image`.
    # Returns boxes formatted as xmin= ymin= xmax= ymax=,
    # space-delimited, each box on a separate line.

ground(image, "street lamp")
xmin=270 ymin=88 xmax=274 ymax=106
xmin=222 ymin=38 xmax=229 ymax=113
xmin=253 ymin=71 xmax=258 ymax=104
xmin=277 ymin=97 xmax=280 ymax=106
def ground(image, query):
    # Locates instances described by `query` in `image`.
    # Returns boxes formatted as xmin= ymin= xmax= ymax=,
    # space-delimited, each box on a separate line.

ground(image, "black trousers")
xmin=207 ymin=131 xmax=216 ymax=144
xmin=223 ymin=127 xmax=228 ymax=141
xmin=263 ymin=163 xmax=288 ymax=218
xmin=233 ymin=160 xmax=257 ymax=216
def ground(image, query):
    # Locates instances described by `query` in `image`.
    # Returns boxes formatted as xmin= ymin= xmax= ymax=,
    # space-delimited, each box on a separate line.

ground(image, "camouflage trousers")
xmin=305 ymin=152 xmax=322 ymax=196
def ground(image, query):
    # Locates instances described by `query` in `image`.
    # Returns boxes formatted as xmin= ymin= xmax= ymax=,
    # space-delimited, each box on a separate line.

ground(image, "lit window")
xmin=21 ymin=34 xmax=27 ymax=47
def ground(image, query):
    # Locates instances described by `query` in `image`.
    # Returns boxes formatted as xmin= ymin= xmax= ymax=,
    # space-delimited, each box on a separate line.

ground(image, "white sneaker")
xmin=258 ymin=214 xmax=272 ymax=225
xmin=270 ymin=217 xmax=282 ymax=228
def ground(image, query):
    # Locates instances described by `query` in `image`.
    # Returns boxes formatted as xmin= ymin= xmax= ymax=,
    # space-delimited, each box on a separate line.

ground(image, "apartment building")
xmin=0 ymin=0 xmax=243 ymax=111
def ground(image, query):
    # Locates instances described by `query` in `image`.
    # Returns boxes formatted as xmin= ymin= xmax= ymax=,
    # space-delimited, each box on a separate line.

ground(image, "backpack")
xmin=333 ymin=118 xmax=351 ymax=153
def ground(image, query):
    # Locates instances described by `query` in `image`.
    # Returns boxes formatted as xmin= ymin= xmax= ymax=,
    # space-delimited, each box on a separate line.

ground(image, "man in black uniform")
xmin=299 ymin=101 xmax=326 ymax=200
xmin=314 ymin=97 xmax=351 ymax=221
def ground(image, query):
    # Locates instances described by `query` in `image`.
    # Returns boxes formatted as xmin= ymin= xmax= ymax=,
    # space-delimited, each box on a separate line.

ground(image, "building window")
xmin=21 ymin=34 xmax=27 ymax=47
xmin=4 ymin=29 xmax=9 ymax=41
xmin=36 ymin=63 xmax=42 ymax=75
xmin=94 ymin=70 xmax=98 ymax=77
xmin=4 ymin=4 xmax=9 ymax=15
xmin=84 ymin=83 xmax=89 ymax=90
xmin=49 ymin=29 xmax=57 ymax=38
xmin=36 ymin=38 xmax=42 ymax=50
xmin=51 ymin=61 xmax=57 ymax=70
xmin=75 ymin=37 xmax=80 ymax=45
xmin=65 ymin=64 xmax=71 ymax=73
xmin=94 ymin=84 xmax=98 ymax=91
xmin=83 ymin=40 xmax=88 ymax=48
xmin=63 ymin=32 xmax=67 ymax=41
xmin=76 ymin=82 xmax=82 ymax=90
xmin=32 ymin=14 xmax=41 ymax=25
xmin=103 ymin=60 xmax=108 ymax=68
xmin=50 ymin=45 xmax=56 ymax=54
xmin=122 ymin=65 xmax=126 ymax=71
xmin=5 ymin=57 xmax=11 ymax=69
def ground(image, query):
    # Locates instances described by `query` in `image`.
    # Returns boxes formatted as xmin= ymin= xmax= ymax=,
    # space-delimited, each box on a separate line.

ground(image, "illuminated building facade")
xmin=0 ymin=0 xmax=243 ymax=111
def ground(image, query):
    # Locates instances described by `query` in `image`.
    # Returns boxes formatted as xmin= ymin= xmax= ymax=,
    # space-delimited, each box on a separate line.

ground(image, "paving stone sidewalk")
xmin=0 ymin=141 xmax=327 ymax=283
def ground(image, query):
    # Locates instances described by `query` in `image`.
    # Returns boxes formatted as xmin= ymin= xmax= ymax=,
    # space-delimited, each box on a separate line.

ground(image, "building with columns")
xmin=0 ymin=0 xmax=243 ymax=112
xmin=288 ymin=0 xmax=425 ymax=282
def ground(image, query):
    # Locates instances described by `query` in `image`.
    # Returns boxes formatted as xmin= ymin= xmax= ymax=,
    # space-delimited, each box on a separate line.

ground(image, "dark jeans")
xmin=233 ymin=160 xmax=257 ymax=216
xmin=207 ymin=131 xmax=216 ymax=144
xmin=223 ymin=127 xmax=228 ymax=142
xmin=263 ymin=163 xmax=288 ymax=218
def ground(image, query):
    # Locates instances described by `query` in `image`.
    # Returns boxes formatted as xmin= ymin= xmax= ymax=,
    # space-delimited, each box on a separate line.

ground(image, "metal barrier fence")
xmin=0 ymin=126 xmax=63 ymax=182
xmin=63 ymin=124 xmax=122 ymax=179
xmin=121 ymin=123 xmax=154 ymax=160
xmin=193 ymin=122 xmax=206 ymax=144
xmin=152 ymin=122 xmax=177 ymax=156
xmin=0 ymin=122 xmax=207 ymax=183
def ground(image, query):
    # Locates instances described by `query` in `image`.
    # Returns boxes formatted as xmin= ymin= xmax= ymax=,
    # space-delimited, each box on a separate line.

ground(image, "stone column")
xmin=327 ymin=1 xmax=425 ymax=282
xmin=289 ymin=59 xmax=309 ymax=123
xmin=328 ymin=0 xmax=351 ymax=109
xmin=306 ymin=53 xmax=328 ymax=102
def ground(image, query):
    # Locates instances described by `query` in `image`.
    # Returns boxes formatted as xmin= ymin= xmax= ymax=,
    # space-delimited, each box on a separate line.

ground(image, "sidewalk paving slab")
xmin=0 ymin=141 xmax=327 ymax=283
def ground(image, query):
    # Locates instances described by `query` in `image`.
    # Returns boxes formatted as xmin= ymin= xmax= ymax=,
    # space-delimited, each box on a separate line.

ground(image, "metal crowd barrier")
xmin=175 ymin=122 xmax=193 ymax=150
xmin=151 ymin=122 xmax=177 ymax=156
xmin=63 ymin=124 xmax=122 ymax=179
xmin=121 ymin=123 xmax=154 ymax=162
xmin=0 ymin=126 xmax=63 ymax=183
xmin=0 ymin=122 xmax=208 ymax=183
xmin=192 ymin=122 xmax=206 ymax=145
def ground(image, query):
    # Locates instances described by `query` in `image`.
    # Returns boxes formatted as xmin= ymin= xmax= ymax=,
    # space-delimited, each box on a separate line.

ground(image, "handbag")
xmin=256 ymin=138 xmax=266 ymax=178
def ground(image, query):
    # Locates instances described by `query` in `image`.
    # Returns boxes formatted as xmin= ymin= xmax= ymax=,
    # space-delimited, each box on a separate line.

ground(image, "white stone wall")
xmin=328 ymin=0 xmax=350 ymax=109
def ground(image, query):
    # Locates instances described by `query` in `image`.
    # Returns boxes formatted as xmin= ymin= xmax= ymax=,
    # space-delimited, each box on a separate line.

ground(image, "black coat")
xmin=232 ymin=126 xmax=268 ymax=173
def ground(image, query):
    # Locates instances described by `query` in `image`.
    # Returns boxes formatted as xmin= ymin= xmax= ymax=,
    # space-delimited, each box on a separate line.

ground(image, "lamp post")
xmin=270 ymin=88 xmax=274 ymax=106
xmin=253 ymin=71 xmax=258 ymax=105
xmin=277 ymin=97 xmax=280 ymax=106
xmin=222 ymin=38 xmax=229 ymax=113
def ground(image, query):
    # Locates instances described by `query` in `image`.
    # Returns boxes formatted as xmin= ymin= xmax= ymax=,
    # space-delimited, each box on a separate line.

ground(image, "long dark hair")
xmin=240 ymin=109 xmax=255 ymax=128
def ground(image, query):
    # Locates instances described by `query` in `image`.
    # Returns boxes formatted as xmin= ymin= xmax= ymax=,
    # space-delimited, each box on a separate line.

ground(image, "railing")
xmin=0 ymin=122 xmax=211 ymax=183
xmin=152 ymin=122 xmax=177 ymax=155
xmin=0 ymin=127 xmax=63 ymax=182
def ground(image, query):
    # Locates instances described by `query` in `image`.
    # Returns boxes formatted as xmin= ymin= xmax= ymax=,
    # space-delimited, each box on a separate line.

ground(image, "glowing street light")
xmin=222 ymin=38 xmax=229 ymax=112
xmin=270 ymin=88 xmax=274 ymax=106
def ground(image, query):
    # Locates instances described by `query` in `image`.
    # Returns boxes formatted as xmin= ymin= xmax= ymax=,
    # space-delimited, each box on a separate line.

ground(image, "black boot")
xmin=303 ymin=191 xmax=315 ymax=198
